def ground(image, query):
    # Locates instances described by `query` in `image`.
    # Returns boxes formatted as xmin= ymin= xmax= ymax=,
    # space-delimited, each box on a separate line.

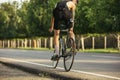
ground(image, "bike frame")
xmin=59 ymin=29 xmax=69 ymax=57
xmin=52 ymin=28 xmax=75 ymax=71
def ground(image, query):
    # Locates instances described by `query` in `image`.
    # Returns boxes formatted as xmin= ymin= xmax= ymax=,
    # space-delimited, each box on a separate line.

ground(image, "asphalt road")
xmin=0 ymin=49 xmax=120 ymax=80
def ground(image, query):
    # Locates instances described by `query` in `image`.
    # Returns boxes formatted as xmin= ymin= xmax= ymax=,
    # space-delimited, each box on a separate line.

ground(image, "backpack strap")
xmin=55 ymin=1 xmax=67 ymax=11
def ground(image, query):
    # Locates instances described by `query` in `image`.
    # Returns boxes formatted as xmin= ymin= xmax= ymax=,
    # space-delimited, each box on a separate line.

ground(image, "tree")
xmin=0 ymin=2 xmax=18 ymax=39
xmin=75 ymin=0 xmax=120 ymax=50
xmin=0 ymin=0 xmax=119 ymax=39
xmin=17 ymin=1 xmax=30 ymax=38
xmin=75 ymin=0 xmax=120 ymax=34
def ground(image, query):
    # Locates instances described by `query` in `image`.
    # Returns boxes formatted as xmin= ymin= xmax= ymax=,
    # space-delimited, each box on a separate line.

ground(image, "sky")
xmin=0 ymin=0 xmax=27 ymax=4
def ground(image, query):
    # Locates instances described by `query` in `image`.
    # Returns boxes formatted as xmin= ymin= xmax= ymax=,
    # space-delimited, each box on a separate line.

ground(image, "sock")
xmin=55 ymin=45 xmax=59 ymax=55
xmin=72 ymin=36 xmax=75 ymax=41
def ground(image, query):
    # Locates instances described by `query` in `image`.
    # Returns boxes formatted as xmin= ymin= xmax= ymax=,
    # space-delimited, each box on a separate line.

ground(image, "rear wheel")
xmin=64 ymin=38 xmax=75 ymax=71
xmin=52 ymin=59 xmax=59 ymax=69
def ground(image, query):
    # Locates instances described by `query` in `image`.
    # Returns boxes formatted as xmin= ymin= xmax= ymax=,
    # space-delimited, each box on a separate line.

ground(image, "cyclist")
xmin=49 ymin=0 xmax=78 ymax=60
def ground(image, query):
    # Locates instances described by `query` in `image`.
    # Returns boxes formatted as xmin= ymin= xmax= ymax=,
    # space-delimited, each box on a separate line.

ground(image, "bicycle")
xmin=51 ymin=25 xmax=76 ymax=71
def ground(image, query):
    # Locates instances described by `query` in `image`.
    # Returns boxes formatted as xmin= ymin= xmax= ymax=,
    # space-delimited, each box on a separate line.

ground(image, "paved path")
xmin=0 ymin=49 xmax=120 ymax=80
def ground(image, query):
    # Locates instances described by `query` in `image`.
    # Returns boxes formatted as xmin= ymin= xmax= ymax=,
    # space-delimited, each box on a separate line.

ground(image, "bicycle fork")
xmin=59 ymin=37 xmax=66 ymax=57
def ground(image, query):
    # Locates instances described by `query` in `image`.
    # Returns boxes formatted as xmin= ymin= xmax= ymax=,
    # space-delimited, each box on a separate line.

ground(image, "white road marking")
xmin=0 ymin=57 xmax=120 ymax=80
xmin=0 ymin=57 xmax=53 ymax=68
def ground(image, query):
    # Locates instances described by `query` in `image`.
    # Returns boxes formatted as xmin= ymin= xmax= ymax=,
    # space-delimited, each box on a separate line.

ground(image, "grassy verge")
xmin=17 ymin=47 xmax=120 ymax=54
xmin=18 ymin=47 xmax=54 ymax=51
xmin=80 ymin=48 xmax=120 ymax=53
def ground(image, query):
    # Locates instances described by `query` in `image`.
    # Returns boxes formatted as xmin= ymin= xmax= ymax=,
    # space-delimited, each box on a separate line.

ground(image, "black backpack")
xmin=53 ymin=0 xmax=72 ymax=20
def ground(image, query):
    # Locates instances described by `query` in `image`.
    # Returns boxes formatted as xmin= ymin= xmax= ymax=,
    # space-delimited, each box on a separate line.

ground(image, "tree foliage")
xmin=0 ymin=0 xmax=119 ymax=39
xmin=75 ymin=0 xmax=120 ymax=34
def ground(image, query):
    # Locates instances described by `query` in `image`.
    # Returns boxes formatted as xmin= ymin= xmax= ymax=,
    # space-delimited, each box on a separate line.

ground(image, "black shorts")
xmin=54 ymin=19 xmax=72 ymax=30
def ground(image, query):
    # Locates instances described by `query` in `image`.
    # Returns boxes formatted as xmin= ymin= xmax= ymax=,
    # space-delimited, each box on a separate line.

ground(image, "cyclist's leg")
xmin=51 ymin=19 xmax=60 ymax=60
xmin=51 ymin=29 xmax=60 ymax=60
xmin=54 ymin=29 xmax=60 ymax=55
xmin=53 ymin=20 xmax=61 ymax=55
xmin=69 ymin=27 xmax=76 ymax=53
xmin=69 ymin=27 xmax=75 ymax=41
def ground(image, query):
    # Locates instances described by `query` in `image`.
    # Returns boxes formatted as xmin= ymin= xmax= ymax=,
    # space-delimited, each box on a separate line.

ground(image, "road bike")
xmin=51 ymin=25 xmax=76 ymax=71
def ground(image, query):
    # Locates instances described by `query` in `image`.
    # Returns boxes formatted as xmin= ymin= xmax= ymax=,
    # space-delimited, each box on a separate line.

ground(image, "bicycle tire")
xmin=52 ymin=38 xmax=62 ymax=68
xmin=64 ymin=38 xmax=75 ymax=71
xmin=52 ymin=58 xmax=59 ymax=69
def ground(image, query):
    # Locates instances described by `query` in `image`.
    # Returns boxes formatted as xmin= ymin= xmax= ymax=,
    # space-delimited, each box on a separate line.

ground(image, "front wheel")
xmin=51 ymin=51 xmax=59 ymax=68
xmin=52 ymin=59 xmax=59 ymax=69
xmin=64 ymin=38 xmax=75 ymax=71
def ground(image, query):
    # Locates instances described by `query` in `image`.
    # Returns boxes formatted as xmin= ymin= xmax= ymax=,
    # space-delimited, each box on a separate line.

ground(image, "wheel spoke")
xmin=64 ymin=38 xmax=75 ymax=71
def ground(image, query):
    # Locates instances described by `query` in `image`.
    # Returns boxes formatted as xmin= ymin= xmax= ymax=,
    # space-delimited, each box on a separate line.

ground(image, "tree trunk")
xmin=39 ymin=38 xmax=41 ymax=48
xmin=33 ymin=39 xmax=36 ymax=48
xmin=17 ymin=39 xmax=19 ymax=48
xmin=76 ymin=35 xmax=80 ymax=51
xmin=44 ymin=38 xmax=47 ymax=48
xmin=29 ymin=39 xmax=31 ymax=48
xmin=92 ymin=37 xmax=95 ymax=49
xmin=14 ymin=39 xmax=16 ymax=48
xmin=10 ymin=40 xmax=12 ymax=48
xmin=3 ymin=40 xmax=4 ymax=48
xmin=21 ymin=40 xmax=24 ymax=48
xmin=36 ymin=39 xmax=39 ymax=48
xmin=49 ymin=37 xmax=53 ymax=49
xmin=0 ymin=40 xmax=2 ymax=48
xmin=104 ymin=36 xmax=107 ymax=49
xmin=7 ymin=40 xmax=10 ymax=48
xmin=24 ymin=39 xmax=27 ymax=48
xmin=117 ymin=34 xmax=120 ymax=51
xmin=81 ymin=35 xmax=84 ymax=51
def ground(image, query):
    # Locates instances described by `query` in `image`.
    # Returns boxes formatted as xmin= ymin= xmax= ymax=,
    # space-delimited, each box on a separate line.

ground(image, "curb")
xmin=0 ymin=61 xmax=82 ymax=80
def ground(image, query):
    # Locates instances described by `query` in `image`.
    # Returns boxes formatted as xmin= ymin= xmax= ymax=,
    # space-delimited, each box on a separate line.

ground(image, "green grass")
xmin=80 ymin=48 xmax=120 ymax=53
xmin=17 ymin=47 xmax=120 ymax=53
xmin=18 ymin=47 xmax=54 ymax=51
